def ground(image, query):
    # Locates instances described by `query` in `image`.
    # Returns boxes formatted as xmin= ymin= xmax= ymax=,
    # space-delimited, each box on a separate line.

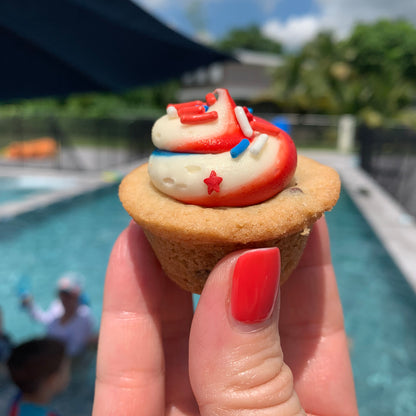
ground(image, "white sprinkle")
xmin=249 ymin=134 xmax=268 ymax=155
xmin=167 ymin=106 xmax=178 ymax=119
xmin=234 ymin=106 xmax=253 ymax=138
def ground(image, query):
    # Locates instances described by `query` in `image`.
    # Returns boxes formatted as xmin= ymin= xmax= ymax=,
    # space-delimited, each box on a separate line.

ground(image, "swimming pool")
xmin=0 ymin=184 xmax=415 ymax=415
xmin=0 ymin=176 xmax=79 ymax=204
xmin=327 ymin=189 xmax=416 ymax=415
xmin=0 ymin=186 xmax=130 ymax=415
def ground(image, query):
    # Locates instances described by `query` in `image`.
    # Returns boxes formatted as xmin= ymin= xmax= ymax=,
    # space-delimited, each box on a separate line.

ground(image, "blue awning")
xmin=0 ymin=0 xmax=231 ymax=101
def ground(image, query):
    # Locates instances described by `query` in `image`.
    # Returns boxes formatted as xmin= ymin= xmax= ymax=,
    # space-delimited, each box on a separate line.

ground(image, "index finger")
xmin=93 ymin=221 xmax=166 ymax=416
xmin=279 ymin=216 xmax=340 ymax=337
xmin=279 ymin=216 xmax=358 ymax=415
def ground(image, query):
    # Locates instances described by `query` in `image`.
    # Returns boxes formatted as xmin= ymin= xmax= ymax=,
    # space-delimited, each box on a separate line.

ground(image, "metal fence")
xmin=260 ymin=113 xmax=341 ymax=149
xmin=2 ymin=113 xmax=414 ymax=216
xmin=357 ymin=124 xmax=416 ymax=217
xmin=0 ymin=113 xmax=342 ymax=172
xmin=0 ymin=116 xmax=157 ymax=171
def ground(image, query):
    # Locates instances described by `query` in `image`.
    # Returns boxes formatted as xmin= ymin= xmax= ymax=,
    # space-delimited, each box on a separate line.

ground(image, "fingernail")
xmin=231 ymin=248 xmax=280 ymax=324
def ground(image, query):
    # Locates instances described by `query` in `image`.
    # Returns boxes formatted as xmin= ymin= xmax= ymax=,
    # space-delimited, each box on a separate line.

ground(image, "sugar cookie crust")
xmin=119 ymin=155 xmax=340 ymax=244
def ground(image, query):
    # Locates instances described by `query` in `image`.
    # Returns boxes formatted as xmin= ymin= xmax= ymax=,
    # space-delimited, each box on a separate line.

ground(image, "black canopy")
xmin=0 ymin=0 xmax=230 ymax=101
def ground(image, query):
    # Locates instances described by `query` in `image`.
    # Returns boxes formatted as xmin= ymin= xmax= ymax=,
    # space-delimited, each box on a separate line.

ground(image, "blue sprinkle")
xmin=230 ymin=138 xmax=250 ymax=158
xmin=203 ymin=105 xmax=209 ymax=111
xmin=247 ymin=107 xmax=253 ymax=113
xmin=152 ymin=149 xmax=189 ymax=157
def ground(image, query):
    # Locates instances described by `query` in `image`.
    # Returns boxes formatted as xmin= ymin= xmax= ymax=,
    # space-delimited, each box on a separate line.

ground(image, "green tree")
xmin=216 ymin=25 xmax=282 ymax=54
xmin=344 ymin=19 xmax=416 ymax=118
xmin=272 ymin=19 xmax=416 ymax=123
xmin=273 ymin=32 xmax=352 ymax=114
xmin=0 ymin=81 xmax=179 ymax=118
xmin=346 ymin=19 xmax=416 ymax=80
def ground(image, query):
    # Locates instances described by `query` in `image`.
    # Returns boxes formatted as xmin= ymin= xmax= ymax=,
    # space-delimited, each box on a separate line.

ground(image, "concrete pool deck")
xmin=0 ymin=161 xmax=142 ymax=220
xmin=1 ymin=151 xmax=415 ymax=292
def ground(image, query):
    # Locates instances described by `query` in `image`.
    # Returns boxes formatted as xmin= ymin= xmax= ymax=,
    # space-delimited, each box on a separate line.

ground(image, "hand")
xmin=93 ymin=217 xmax=358 ymax=415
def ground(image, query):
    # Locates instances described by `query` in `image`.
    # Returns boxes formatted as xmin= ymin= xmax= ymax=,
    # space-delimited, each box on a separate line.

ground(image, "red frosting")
xmin=152 ymin=88 xmax=297 ymax=207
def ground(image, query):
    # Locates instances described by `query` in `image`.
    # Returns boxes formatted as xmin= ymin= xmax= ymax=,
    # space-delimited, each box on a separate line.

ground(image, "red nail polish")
xmin=231 ymin=248 xmax=280 ymax=324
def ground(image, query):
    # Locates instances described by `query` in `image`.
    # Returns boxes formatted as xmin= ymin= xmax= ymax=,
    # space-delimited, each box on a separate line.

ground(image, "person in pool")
xmin=22 ymin=273 xmax=97 ymax=357
xmin=7 ymin=337 xmax=69 ymax=416
xmin=92 ymin=217 xmax=358 ymax=415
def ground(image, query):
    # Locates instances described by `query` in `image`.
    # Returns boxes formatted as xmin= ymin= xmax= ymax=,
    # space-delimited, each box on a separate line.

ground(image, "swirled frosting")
xmin=148 ymin=88 xmax=297 ymax=207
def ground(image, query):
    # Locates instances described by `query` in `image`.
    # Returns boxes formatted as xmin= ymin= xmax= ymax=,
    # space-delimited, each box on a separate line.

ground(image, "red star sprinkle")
xmin=203 ymin=170 xmax=223 ymax=194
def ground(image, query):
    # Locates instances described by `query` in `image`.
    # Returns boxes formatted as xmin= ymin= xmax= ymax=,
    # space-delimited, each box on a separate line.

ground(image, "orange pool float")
xmin=4 ymin=137 xmax=58 ymax=159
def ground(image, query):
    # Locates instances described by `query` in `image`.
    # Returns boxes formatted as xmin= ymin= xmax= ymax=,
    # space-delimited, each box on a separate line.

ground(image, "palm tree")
xmin=273 ymin=32 xmax=353 ymax=114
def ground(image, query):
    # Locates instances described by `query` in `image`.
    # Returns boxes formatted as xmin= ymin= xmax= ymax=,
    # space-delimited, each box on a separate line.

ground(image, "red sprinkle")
xmin=205 ymin=92 xmax=217 ymax=106
xmin=180 ymin=111 xmax=218 ymax=124
xmin=203 ymin=170 xmax=223 ymax=194
xmin=178 ymin=105 xmax=205 ymax=117
xmin=167 ymin=100 xmax=204 ymax=110
xmin=243 ymin=106 xmax=254 ymax=121
xmin=250 ymin=118 xmax=282 ymax=136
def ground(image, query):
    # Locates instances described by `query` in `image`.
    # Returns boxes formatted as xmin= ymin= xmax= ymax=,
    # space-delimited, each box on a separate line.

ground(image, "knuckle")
xmin=209 ymin=342 xmax=302 ymax=413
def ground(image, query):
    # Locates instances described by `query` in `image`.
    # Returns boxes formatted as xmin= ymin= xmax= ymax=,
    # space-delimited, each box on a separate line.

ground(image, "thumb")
xmin=189 ymin=248 xmax=304 ymax=416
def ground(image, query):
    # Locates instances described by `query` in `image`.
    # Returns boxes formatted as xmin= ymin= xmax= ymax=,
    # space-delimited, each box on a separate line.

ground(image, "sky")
xmin=133 ymin=0 xmax=416 ymax=49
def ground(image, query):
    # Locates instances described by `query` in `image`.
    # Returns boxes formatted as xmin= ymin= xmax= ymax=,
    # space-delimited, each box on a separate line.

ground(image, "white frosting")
xmin=148 ymin=138 xmax=280 ymax=199
xmin=147 ymin=88 xmax=296 ymax=206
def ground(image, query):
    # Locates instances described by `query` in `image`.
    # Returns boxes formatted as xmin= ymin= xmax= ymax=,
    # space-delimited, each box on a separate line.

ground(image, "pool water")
xmin=1 ymin=178 xmax=48 ymax=204
xmin=0 ymin=176 xmax=77 ymax=204
xmin=326 ymin=190 xmax=416 ymax=415
xmin=0 ymin=185 xmax=415 ymax=415
xmin=0 ymin=186 xmax=130 ymax=415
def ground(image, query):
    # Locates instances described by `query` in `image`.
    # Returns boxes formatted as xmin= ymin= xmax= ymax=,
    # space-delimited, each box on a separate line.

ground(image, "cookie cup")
xmin=119 ymin=155 xmax=340 ymax=294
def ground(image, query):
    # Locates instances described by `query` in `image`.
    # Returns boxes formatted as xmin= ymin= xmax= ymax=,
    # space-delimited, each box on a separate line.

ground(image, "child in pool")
xmin=7 ymin=338 xmax=70 ymax=416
